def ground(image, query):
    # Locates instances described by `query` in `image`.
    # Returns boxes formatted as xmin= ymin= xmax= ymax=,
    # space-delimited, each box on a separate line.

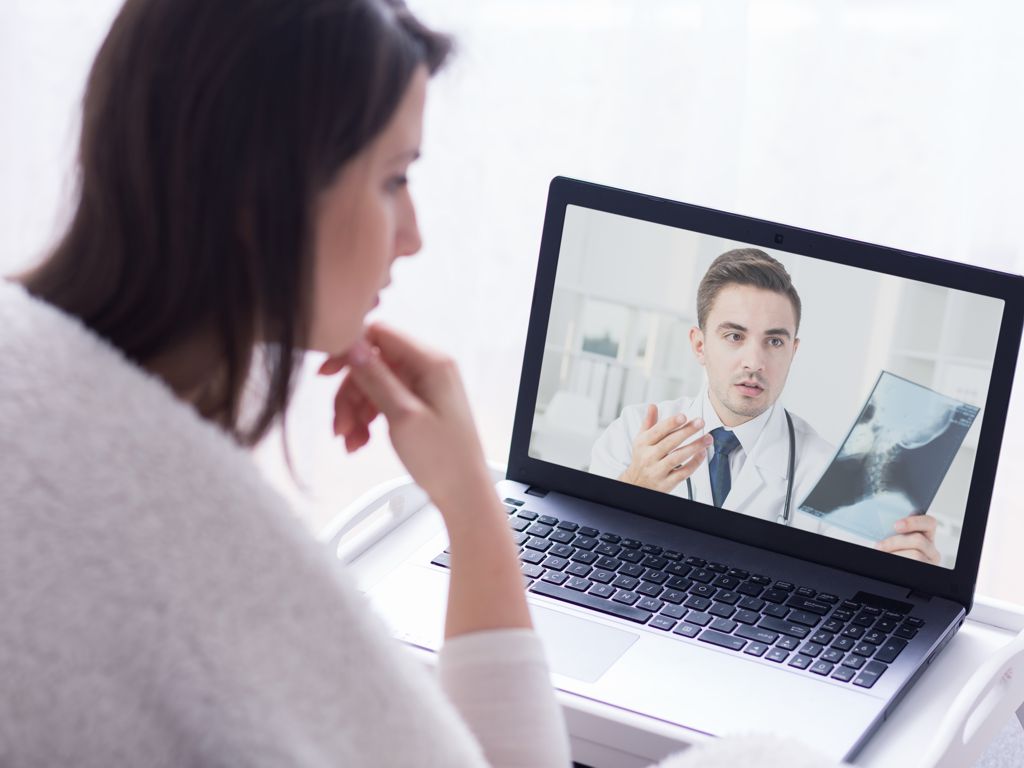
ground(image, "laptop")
xmin=351 ymin=177 xmax=1024 ymax=762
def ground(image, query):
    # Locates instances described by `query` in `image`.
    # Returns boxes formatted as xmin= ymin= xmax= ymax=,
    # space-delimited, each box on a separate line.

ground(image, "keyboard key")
xmin=875 ymin=618 xmax=898 ymax=633
xmin=530 ymin=581 xmax=653 ymax=624
xmin=636 ymin=582 xmax=664 ymax=598
xmin=689 ymin=582 xmax=716 ymax=598
xmin=811 ymin=631 xmax=835 ymax=645
xmin=685 ymin=611 xmax=712 ymax=627
xmin=570 ymin=550 xmax=598 ymax=565
xmin=588 ymin=583 xmax=615 ymax=599
xmin=763 ymin=604 xmax=789 ymax=618
xmin=690 ymin=568 xmax=715 ymax=584
xmin=661 ymin=604 xmax=687 ymax=620
xmin=517 ymin=509 xmax=538 ymax=521
xmin=906 ymin=616 xmax=925 ymax=627
xmin=549 ymin=530 xmax=575 ymax=544
xmin=589 ymin=568 xmax=616 ymax=584
xmin=613 ymin=591 xmax=640 ymax=605
xmin=763 ymin=589 xmax=789 ymax=604
xmin=861 ymin=605 xmax=882 ymax=616
xmin=758 ymin=617 xmax=810 ymax=639
xmin=431 ymin=552 xmax=451 ymax=568
xmin=785 ymin=596 xmax=830 ymax=615
xmin=641 ymin=544 xmax=663 ymax=556
xmin=864 ymin=630 xmax=887 ymax=646
xmin=520 ymin=550 xmax=545 ymax=565
xmin=765 ymin=648 xmax=790 ymax=663
xmin=775 ymin=581 xmax=795 ymax=592
xmin=524 ymin=537 xmax=552 ymax=552
xmin=556 ymin=520 xmax=578 ymax=532
xmin=894 ymin=624 xmax=919 ymax=640
xmin=788 ymin=654 xmax=812 ymax=670
xmin=550 ymin=544 xmax=574 ymax=558
xmin=715 ymin=591 xmax=740 ymax=606
xmin=749 ymin=574 xmax=772 ymax=586
xmin=795 ymin=586 xmax=817 ymax=598
xmin=673 ymin=622 xmax=700 ymax=638
xmin=662 ymin=589 xmax=687 ymax=604
xmin=637 ymin=597 xmax=664 ymax=613
xmin=666 ymin=563 xmax=691 ymax=577
xmin=649 ymin=615 xmax=676 ymax=631
xmin=800 ymin=642 xmax=823 ymax=657
xmin=566 ymin=563 xmax=592 ymax=577
xmin=700 ymin=629 xmax=746 ymax=651
xmin=727 ymin=568 xmax=749 ymax=580
xmin=706 ymin=561 xmax=727 ymax=573
xmin=566 ymin=577 xmax=592 ymax=591
xmin=537 ymin=514 xmax=559 ymax=526
xmin=788 ymin=611 xmax=821 ymax=628
xmin=641 ymin=570 xmax=668 ymax=585
xmin=599 ymin=533 xmax=622 ymax=544
xmin=737 ymin=582 xmax=765 ymax=598
xmin=542 ymin=570 xmax=568 ymax=585
xmin=685 ymin=596 xmax=712 ymax=611
xmin=853 ymin=613 xmax=875 ymax=627
xmin=612 ymin=575 xmax=640 ymax=591
xmin=710 ymin=618 xmax=738 ymax=633
xmin=853 ymin=661 xmax=888 ymax=689
xmin=842 ymin=625 xmax=865 ymax=639
xmin=685 ymin=556 xmax=706 ymax=567
xmin=822 ymin=619 xmax=844 ymax=634
xmin=620 ymin=563 xmax=644 ymax=577
xmin=821 ymin=648 xmax=845 ymax=664
xmin=620 ymin=538 xmax=642 ymax=550
xmin=776 ymin=636 xmax=800 ymax=651
xmin=709 ymin=603 xmax=736 ymax=619
xmin=874 ymin=638 xmax=908 ymax=664
xmin=817 ymin=593 xmax=838 ymax=604
xmin=573 ymin=536 xmax=598 ymax=551
xmin=541 ymin=556 xmax=570 ymax=571
xmin=831 ymin=666 xmax=856 ymax=682
xmin=842 ymin=654 xmax=866 ymax=670
xmin=578 ymin=527 xmax=599 ymax=538
xmin=736 ymin=626 xmax=779 ymax=644
xmin=513 ymin=533 xmax=529 ymax=546
xmin=643 ymin=556 xmax=669 ymax=570
xmin=595 ymin=555 xmax=621 ymax=571
xmin=853 ymin=642 xmax=878 ymax=657
xmin=594 ymin=543 xmax=620 ymax=556
xmin=734 ymin=609 xmax=759 ymax=625
xmin=810 ymin=660 xmax=834 ymax=676
xmin=744 ymin=641 xmax=770 ymax=657
xmin=521 ymin=563 xmax=544 ymax=579
xmin=662 ymin=550 xmax=683 ymax=561
xmin=713 ymin=576 xmax=740 ymax=590
xmin=504 ymin=497 xmax=524 ymax=507
xmin=509 ymin=518 xmax=530 ymax=532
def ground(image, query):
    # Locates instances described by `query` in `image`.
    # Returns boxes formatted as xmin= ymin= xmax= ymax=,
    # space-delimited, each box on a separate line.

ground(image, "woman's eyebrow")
xmin=388 ymin=148 xmax=421 ymax=163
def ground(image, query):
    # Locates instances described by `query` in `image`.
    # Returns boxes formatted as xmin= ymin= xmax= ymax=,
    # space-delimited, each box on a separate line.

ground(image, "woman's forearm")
xmin=442 ymin=490 xmax=533 ymax=639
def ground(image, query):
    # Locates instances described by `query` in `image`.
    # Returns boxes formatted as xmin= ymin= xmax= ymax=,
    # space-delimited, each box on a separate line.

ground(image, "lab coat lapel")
xmin=683 ymin=394 xmax=713 ymax=503
xmin=724 ymin=405 xmax=789 ymax=518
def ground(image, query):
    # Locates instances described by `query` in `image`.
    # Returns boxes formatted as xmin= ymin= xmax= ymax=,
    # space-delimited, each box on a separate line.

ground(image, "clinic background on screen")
xmin=528 ymin=205 xmax=1000 ymax=568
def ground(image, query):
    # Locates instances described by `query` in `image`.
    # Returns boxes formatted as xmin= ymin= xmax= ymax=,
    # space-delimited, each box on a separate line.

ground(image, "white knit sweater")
xmin=0 ymin=279 xmax=571 ymax=767
xmin=0 ymin=279 xmax=839 ymax=768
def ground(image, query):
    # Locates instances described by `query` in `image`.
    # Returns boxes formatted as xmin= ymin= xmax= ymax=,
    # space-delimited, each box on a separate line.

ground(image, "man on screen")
xmin=589 ymin=248 xmax=940 ymax=563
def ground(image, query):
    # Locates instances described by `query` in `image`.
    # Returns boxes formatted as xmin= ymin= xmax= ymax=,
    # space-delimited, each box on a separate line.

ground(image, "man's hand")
xmin=876 ymin=514 xmax=940 ymax=564
xmin=619 ymin=404 xmax=713 ymax=494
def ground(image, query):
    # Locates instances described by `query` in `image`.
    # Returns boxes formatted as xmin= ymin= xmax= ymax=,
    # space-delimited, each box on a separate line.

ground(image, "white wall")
xmin=3 ymin=0 xmax=1023 ymax=602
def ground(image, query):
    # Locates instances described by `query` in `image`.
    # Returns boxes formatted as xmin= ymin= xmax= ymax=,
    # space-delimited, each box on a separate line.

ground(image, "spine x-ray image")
xmin=799 ymin=371 xmax=980 ymax=542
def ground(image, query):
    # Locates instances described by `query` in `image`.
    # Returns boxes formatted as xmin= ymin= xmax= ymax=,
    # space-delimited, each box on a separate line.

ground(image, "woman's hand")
xmin=318 ymin=323 xmax=493 ymax=514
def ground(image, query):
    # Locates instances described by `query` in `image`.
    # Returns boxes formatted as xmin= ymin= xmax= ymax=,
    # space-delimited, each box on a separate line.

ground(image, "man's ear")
xmin=793 ymin=337 xmax=800 ymax=355
xmin=689 ymin=326 xmax=706 ymax=365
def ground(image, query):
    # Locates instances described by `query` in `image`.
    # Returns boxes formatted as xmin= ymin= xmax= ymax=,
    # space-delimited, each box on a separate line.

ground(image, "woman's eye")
xmin=386 ymin=175 xmax=409 ymax=193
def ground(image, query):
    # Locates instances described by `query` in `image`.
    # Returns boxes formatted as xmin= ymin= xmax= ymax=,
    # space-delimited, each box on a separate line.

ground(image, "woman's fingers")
xmin=345 ymin=339 xmax=421 ymax=419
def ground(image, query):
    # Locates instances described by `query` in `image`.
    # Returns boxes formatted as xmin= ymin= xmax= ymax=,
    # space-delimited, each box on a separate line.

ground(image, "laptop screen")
xmin=527 ymin=203 xmax=1004 ymax=571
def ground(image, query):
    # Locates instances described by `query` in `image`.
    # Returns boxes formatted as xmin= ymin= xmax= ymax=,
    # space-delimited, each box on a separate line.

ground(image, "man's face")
xmin=690 ymin=284 xmax=800 ymax=427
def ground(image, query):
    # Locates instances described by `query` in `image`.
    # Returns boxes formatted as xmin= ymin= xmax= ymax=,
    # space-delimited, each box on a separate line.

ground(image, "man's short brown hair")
xmin=696 ymin=248 xmax=802 ymax=332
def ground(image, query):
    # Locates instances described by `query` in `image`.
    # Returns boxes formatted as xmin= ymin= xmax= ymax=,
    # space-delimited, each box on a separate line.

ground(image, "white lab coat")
xmin=589 ymin=391 xmax=870 ymax=544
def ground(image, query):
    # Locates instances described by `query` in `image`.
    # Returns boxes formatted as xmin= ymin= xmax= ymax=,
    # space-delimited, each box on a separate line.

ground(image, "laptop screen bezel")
xmin=507 ymin=176 xmax=1024 ymax=611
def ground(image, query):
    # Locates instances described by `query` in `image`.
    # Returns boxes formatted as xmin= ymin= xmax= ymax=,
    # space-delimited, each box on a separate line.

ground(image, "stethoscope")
xmin=684 ymin=409 xmax=797 ymax=525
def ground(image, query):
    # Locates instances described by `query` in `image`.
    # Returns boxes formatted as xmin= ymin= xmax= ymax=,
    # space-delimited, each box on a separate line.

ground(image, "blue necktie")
xmin=709 ymin=427 xmax=741 ymax=507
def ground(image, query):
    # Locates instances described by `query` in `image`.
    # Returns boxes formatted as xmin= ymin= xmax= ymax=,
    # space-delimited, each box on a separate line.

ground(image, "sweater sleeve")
xmin=438 ymin=629 xmax=572 ymax=768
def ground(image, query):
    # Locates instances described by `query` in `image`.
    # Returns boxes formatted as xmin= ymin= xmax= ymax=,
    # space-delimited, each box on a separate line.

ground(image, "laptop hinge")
xmin=524 ymin=486 xmax=549 ymax=498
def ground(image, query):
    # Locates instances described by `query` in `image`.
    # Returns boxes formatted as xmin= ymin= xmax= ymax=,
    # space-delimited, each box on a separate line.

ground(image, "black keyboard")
xmin=430 ymin=498 xmax=927 ymax=689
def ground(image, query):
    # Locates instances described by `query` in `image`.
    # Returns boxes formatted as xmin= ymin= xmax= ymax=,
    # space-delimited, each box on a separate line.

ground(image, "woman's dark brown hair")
xmin=20 ymin=0 xmax=450 ymax=446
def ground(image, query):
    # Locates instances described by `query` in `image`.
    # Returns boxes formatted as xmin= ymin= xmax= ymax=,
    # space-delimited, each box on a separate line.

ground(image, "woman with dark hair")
xmin=0 ymin=0 xmax=573 ymax=764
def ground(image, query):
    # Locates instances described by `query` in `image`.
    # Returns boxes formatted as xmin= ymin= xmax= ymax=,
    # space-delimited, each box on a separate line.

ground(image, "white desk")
xmin=322 ymin=476 xmax=1024 ymax=768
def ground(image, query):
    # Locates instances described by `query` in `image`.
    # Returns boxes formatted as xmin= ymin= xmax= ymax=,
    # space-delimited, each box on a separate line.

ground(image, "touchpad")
xmin=530 ymin=605 xmax=638 ymax=683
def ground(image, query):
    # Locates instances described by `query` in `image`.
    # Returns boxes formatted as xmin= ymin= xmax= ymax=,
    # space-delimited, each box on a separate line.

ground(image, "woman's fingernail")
xmin=349 ymin=339 xmax=370 ymax=366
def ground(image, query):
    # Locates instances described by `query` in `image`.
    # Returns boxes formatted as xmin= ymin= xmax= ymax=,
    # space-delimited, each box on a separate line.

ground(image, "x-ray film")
xmin=799 ymin=371 xmax=980 ymax=542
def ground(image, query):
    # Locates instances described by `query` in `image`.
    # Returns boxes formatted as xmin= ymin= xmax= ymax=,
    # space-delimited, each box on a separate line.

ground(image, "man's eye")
xmin=768 ymin=338 xmax=784 ymax=348
xmin=725 ymin=333 xmax=742 ymax=342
